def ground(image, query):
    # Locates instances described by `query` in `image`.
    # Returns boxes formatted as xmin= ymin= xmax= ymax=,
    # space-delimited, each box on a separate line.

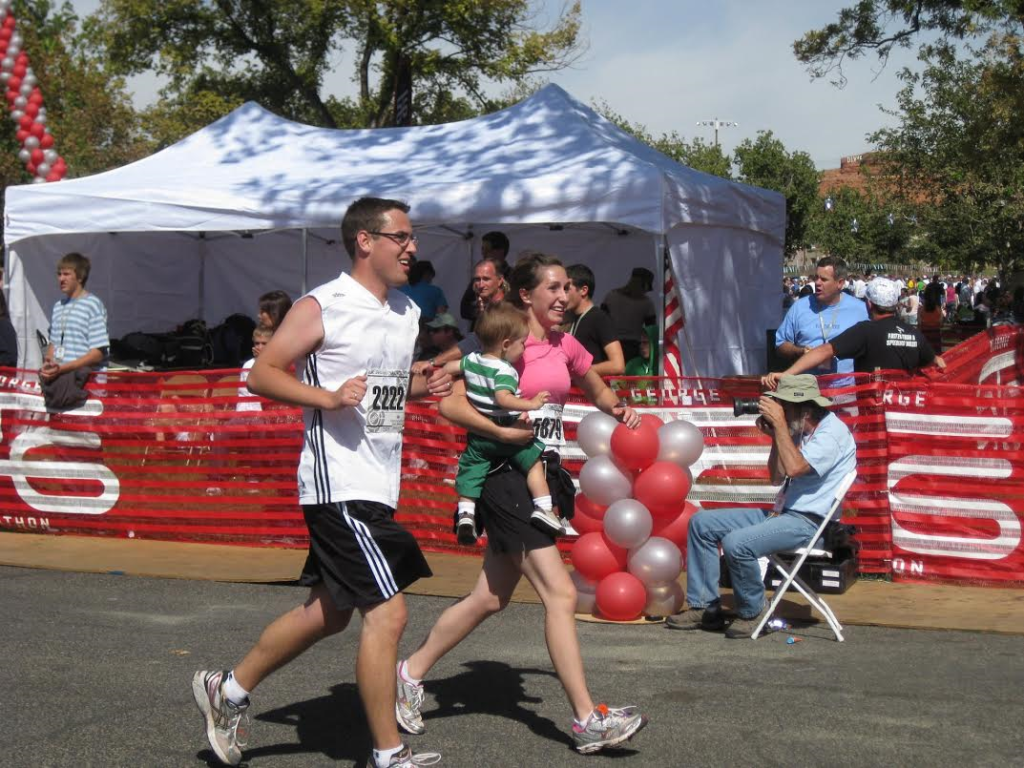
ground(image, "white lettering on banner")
xmin=0 ymin=515 xmax=50 ymax=531
xmin=979 ymin=351 xmax=1017 ymax=386
xmin=888 ymin=455 xmax=1020 ymax=561
xmin=881 ymin=390 xmax=927 ymax=408
xmin=885 ymin=412 xmax=1012 ymax=439
xmin=0 ymin=389 xmax=120 ymax=514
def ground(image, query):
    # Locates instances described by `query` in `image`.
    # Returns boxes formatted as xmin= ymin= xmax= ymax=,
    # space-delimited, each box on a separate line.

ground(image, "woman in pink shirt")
xmin=396 ymin=252 xmax=648 ymax=753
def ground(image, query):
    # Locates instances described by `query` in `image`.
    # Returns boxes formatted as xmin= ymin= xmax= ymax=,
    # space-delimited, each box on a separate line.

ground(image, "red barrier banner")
xmin=1 ymin=326 xmax=1022 ymax=585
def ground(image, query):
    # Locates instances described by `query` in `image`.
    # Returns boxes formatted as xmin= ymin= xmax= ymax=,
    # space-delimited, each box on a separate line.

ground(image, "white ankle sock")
xmin=533 ymin=495 xmax=552 ymax=512
xmin=457 ymin=500 xmax=475 ymax=516
xmin=374 ymin=744 xmax=405 ymax=767
xmin=223 ymin=671 xmax=250 ymax=705
xmin=398 ymin=659 xmax=421 ymax=686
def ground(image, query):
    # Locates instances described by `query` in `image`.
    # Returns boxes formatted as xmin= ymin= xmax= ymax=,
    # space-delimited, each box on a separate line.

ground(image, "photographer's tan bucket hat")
xmin=766 ymin=374 xmax=832 ymax=407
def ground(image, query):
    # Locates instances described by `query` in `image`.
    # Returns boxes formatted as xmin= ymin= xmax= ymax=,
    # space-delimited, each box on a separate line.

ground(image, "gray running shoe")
xmin=529 ymin=507 xmax=564 ymax=535
xmin=725 ymin=604 xmax=771 ymax=639
xmin=366 ymin=745 xmax=441 ymax=767
xmin=572 ymin=703 xmax=648 ymax=754
xmin=665 ymin=606 xmax=725 ymax=631
xmin=455 ymin=510 xmax=477 ymax=545
xmin=191 ymin=670 xmax=251 ymax=766
xmin=395 ymin=661 xmax=426 ymax=735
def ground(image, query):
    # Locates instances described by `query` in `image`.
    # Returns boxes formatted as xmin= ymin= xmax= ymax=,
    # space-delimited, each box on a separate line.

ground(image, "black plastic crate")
xmin=719 ymin=555 xmax=857 ymax=595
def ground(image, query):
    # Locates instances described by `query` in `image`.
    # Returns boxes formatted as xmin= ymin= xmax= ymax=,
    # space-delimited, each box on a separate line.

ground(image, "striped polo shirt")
xmin=48 ymin=293 xmax=109 ymax=367
xmin=461 ymin=352 xmax=520 ymax=420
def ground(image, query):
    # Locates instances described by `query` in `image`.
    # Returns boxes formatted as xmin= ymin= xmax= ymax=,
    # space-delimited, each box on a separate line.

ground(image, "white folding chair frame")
xmin=751 ymin=469 xmax=858 ymax=642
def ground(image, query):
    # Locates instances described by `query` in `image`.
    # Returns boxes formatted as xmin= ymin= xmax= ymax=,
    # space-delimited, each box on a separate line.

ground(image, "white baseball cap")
xmin=866 ymin=278 xmax=900 ymax=308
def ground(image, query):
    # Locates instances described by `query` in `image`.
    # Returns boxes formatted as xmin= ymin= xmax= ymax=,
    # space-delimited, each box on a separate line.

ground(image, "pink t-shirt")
xmin=515 ymin=330 xmax=593 ymax=404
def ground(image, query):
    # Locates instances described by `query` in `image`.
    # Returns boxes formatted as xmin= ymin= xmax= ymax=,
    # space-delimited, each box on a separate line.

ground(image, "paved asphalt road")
xmin=1 ymin=566 xmax=1021 ymax=768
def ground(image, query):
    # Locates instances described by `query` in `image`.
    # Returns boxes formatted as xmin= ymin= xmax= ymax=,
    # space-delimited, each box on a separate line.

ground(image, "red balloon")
xmin=633 ymin=461 xmax=691 ymax=519
xmin=28 ymin=91 xmax=43 ymax=105
xmin=610 ymin=420 xmax=660 ymax=471
xmin=639 ymin=413 xmax=664 ymax=432
xmin=7 ymin=75 xmax=21 ymax=91
xmin=570 ymin=509 xmax=604 ymax=535
xmin=15 ymin=52 xmax=28 ymax=64
xmin=26 ymin=162 xmax=36 ymax=175
xmin=30 ymin=122 xmax=44 ymax=138
xmin=30 ymin=148 xmax=43 ymax=164
xmin=0 ymin=28 xmax=12 ymax=42
xmin=4 ymin=15 xmax=16 ymax=29
xmin=6 ymin=91 xmax=17 ymax=104
xmin=570 ymin=532 xmax=628 ymax=582
xmin=24 ymin=102 xmax=38 ymax=118
xmin=652 ymin=501 xmax=700 ymax=551
xmin=45 ymin=171 xmax=60 ymax=182
xmin=15 ymin=129 xmax=28 ymax=143
xmin=18 ymin=114 xmax=32 ymax=130
xmin=575 ymin=492 xmax=608 ymax=521
xmin=40 ymin=133 xmax=54 ymax=149
xmin=12 ymin=64 xmax=25 ymax=78
xmin=595 ymin=572 xmax=647 ymax=621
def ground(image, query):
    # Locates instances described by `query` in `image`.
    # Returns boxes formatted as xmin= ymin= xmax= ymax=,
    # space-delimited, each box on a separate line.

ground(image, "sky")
xmin=68 ymin=0 xmax=919 ymax=170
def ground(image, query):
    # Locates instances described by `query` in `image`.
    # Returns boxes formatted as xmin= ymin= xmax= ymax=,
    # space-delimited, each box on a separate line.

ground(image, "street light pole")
xmin=696 ymin=118 xmax=738 ymax=146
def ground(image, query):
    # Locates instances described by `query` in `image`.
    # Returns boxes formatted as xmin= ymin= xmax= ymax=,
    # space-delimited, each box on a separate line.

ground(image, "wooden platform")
xmin=2 ymin=532 xmax=1022 ymax=635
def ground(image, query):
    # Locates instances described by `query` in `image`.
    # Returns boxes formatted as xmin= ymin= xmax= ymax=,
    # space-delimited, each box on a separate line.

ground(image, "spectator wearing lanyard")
xmin=39 ymin=252 xmax=109 ymax=385
xmin=565 ymin=264 xmax=624 ymax=377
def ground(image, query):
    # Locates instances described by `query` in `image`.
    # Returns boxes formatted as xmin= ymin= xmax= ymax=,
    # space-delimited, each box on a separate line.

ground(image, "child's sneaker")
xmin=530 ymin=507 xmax=564 ymax=536
xmin=455 ymin=509 xmax=477 ymax=545
xmin=572 ymin=703 xmax=647 ymax=754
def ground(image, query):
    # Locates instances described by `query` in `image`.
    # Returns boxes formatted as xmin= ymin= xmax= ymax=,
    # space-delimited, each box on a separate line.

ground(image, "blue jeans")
xmin=686 ymin=508 xmax=819 ymax=619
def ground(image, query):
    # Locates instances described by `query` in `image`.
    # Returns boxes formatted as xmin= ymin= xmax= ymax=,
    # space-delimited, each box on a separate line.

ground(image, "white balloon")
xmin=19 ymin=83 xmax=31 ymax=96
xmin=23 ymin=135 xmax=39 ymax=149
xmin=628 ymin=536 xmax=683 ymax=587
xmin=10 ymin=109 xmax=23 ymax=121
xmin=43 ymin=148 xmax=57 ymax=164
xmin=576 ymin=588 xmax=597 ymax=615
xmin=603 ymin=499 xmax=653 ymax=549
xmin=0 ymin=71 xmax=9 ymax=83
xmin=13 ymin=95 xmax=25 ymax=108
xmin=6 ymin=45 xmax=19 ymax=59
xmin=23 ymin=73 xmax=36 ymax=87
xmin=37 ymin=162 xmax=50 ymax=176
xmin=578 ymin=455 xmax=633 ymax=507
xmin=17 ymin=148 xmax=29 ymax=162
xmin=570 ymin=568 xmax=598 ymax=594
xmin=35 ymin=114 xmax=45 ymax=125
xmin=10 ymin=32 xmax=22 ymax=47
xmin=1 ymin=57 xmax=14 ymax=72
xmin=657 ymin=419 xmax=705 ymax=468
xmin=576 ymin=411 xmax=619 ymax=458
xmin=644 ymin=580 xmax=685 ymax=617
xmin=32 ymin=176 xmax=46 ymax=184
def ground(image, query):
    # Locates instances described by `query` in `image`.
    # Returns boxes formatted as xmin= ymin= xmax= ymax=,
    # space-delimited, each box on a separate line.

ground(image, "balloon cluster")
xmin=570 ymin=412 xmax=704 ymax=622
xmin=0 ymin=2 xmax=66 ymax=183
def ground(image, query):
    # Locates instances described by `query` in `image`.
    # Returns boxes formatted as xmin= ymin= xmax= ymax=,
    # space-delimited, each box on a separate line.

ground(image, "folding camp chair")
xmin=751 ymin=469 xmax=858 ymax=642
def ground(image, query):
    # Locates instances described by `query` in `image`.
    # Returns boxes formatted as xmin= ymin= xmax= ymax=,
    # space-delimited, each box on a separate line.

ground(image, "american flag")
xmin=663 ymin=248 xmax=684 ymax=377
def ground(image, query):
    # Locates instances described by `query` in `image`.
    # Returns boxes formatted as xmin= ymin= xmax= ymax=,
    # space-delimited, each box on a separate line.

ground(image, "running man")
xmin=191 ymin=198 xmax=452 ymax=768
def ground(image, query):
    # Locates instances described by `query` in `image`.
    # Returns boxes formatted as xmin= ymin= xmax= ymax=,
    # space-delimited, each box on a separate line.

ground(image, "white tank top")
xmin=297 ymin=272 xmax=420 ymax=507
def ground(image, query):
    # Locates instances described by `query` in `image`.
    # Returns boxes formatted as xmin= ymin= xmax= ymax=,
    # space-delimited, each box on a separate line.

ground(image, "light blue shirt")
xmin=784 ymin=412 xmax=857 ymax=519
xmin=49 ymin=293 xmax=109 ymax=368
xmin=775 ymin=293 xmax=868 ymax=374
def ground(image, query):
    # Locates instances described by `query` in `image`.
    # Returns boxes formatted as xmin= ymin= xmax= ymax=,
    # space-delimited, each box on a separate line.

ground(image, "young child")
xmin=442 ymin=303 xmax=559 ymax=544
xmin=237 ymin=325 xmax=273 ymax=412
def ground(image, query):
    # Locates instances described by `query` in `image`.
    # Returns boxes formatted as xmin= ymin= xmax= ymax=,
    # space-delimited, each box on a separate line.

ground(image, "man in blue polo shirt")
xmin=40 ymin=252 xmax=109 ymax=384
xmin=666 ymin=375 xmax=856 ymax=639
xmin=775 ymin=256 xmax=867 ymax=375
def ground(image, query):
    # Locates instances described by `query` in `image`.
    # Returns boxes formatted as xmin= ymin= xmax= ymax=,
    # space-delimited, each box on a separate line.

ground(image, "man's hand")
xmin=758 ymin=395 xmax=787 ymax=434
xmin=39 ymin=361 xmax=60 ymax=383
xmin=526 ymin=390 xmax=551 ymax=409
xmin=425 ymin=366 xmax=454 ymax=398
xmin=934 ymin=355 xmax=947 ymax=370
xmin=761 ymin=372 xmax=783 ymax=390
xmin=328 ymin=375 xmax=367 ymax=410
xmin=612 ymin=404 xmax=641 ymax=429
xmin=754 ymin=415 xmax=774 ymax=436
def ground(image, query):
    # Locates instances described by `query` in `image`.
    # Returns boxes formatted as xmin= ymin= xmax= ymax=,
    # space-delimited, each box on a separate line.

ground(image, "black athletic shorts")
xmin=478 ymin=462 xmax=558 ymax=554
xmin=299 ymin=500 xmax=432 ymax=611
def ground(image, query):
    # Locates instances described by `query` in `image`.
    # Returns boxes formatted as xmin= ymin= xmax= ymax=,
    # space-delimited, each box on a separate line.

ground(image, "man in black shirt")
xmin=565 ymin=264 xmax=624 ymax=377
xmin=763 ymin=277 xmax=945 ymax=386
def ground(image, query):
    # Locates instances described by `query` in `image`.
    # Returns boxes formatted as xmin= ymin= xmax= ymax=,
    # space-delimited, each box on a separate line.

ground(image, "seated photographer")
xmin=666 ymin=375 xmax=856 ymax=639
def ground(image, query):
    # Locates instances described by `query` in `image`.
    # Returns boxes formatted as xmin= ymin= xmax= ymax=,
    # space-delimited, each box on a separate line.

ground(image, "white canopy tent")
xmin=4 ymin=84 xmax=785 ymax=375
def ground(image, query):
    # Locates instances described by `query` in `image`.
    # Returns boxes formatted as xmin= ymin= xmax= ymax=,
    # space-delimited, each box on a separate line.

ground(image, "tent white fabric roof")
xmin=4 ymin=84 xmax=786 ymax=376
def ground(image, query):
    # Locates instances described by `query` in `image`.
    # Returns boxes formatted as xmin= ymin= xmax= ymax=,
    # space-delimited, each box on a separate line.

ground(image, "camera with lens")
xmin=733 ymin=397 xmax=761 ymax=417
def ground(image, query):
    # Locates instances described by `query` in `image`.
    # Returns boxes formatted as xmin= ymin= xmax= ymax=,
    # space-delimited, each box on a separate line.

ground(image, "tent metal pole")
xmin=198 ymin=235 xmax=206 ymax=322
xmin=658 ymin=235 xmax=667 ymax=377
xmin=301 ymin=229 xmax=309 ymax=296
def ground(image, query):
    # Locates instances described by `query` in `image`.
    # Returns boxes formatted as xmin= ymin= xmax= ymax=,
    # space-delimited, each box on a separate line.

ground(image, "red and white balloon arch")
xmin=0 ymin=1 xmax=67 ymax=183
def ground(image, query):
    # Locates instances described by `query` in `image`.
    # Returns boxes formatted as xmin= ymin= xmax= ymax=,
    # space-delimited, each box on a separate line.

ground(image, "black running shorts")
xmin=478 ymin=462 xmax=557 ymax=554
xmin=299 ymin=500 xmax=432 ymax=611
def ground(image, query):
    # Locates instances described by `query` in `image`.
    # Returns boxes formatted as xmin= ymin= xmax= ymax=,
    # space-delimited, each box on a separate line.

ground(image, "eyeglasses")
xmin=368 ymin=231 xmax=418 ymax=247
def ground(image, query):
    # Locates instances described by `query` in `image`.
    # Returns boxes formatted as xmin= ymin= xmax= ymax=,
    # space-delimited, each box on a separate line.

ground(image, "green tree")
xmin=0 ymin=1 xmax=145 ymax=203
xmin=90 ymin=0 xmax=584 ymax=142
xmin=733 ymin=131 xmax=821 ymax=257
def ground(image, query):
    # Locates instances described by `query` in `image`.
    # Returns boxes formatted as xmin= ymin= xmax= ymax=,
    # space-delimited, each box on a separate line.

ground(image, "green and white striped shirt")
xmin=461 ymin=352 xmax=520 ymax=420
